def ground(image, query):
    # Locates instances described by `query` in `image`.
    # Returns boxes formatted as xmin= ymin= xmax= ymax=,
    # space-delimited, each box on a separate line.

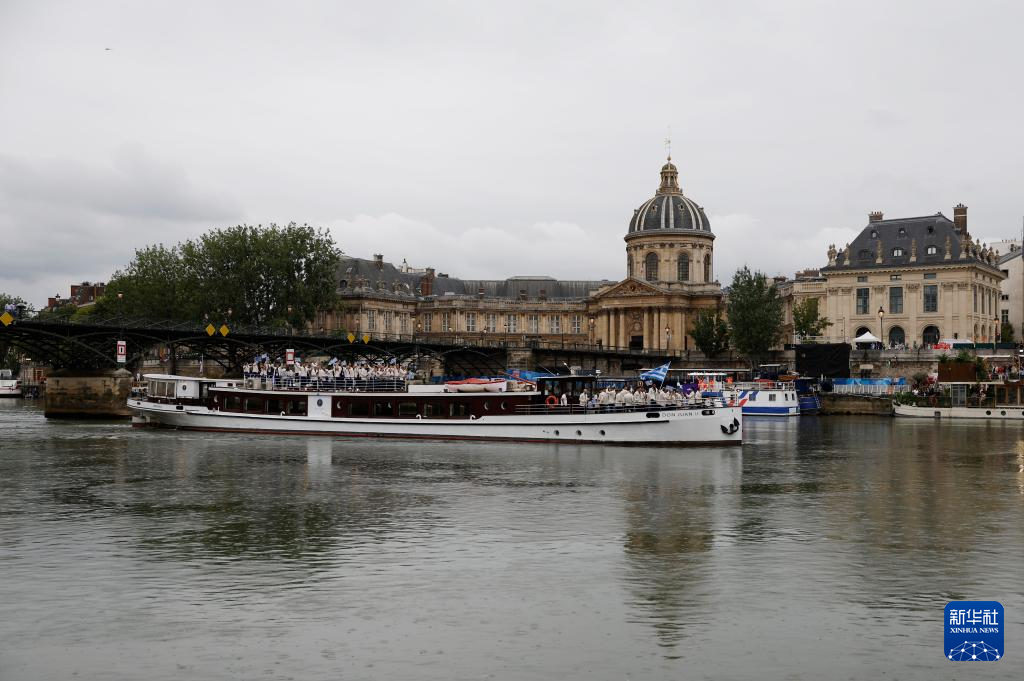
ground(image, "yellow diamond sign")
xmin=362 ymin=334 xmax=371 ymax=344
xmin=219 ymin=324 xmax=230 ymax=337
xmin=347 ymin=333 xmax=355 ymax=343
xmin=0 ymin=311 xmax=12 ymax=326
xmin=205 ymin=323 xmax=216 ymax=336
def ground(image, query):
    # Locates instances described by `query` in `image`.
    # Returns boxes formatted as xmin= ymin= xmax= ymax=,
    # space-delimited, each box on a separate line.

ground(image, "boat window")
xmin=450 ymin=402 xmax=470 ymax=417
xmin=349 ymin=402 xmax=370 ymax=417
xmin=244 ymin=398 xmax=262 ymax=413
xmin=266 ymin=398 xmax=283 ymax=414
xmin=398 ymin=402 xmax=418 ymax=417
xmin=289 ymin=400 xmax=307 ymax=416
xmin=769 ymin=394 xmax=776 ymax=402
xmin=483 ymin=401 xmax=490 ymax=411
xmin=373 ymin=402 xmax=394 ymax=417
xmin=423 ymin=402 xmax=440 ymax=417
xmin=226 ymin=395 xmax=242 ymax=411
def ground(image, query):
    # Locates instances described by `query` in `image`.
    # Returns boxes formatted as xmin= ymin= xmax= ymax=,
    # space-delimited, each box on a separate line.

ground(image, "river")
xmin=0 ymin=399 xmax=1021 ymax=680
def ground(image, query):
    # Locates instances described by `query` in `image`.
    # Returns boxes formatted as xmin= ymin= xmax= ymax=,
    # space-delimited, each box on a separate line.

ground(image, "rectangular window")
xmin=422 ymin=314 xmax=432 ymax=332
xmin=855 ymin=288 xmax=870 ymax=315
xmin=423 ymin=402 xmax=440 ymax=417
xmin=398 ymin=402 xmax=418 ymax=417
xmin=890 ymin=274 xmax=901 ymax=281
xmin=571 ymin=314 xmax=582 ymax=334
xmin=507 ymin=315 xmax=519 ymax=333
xmin=349 ymin=401 xmax=369 ymax=417
xmin=1002 ymin=293 xmax=1010 ymax=301
xmin=486 ymin=313 xmax=497 ymax=333
xmin=383 ymin=310 xmax=393 ymax=332
xmin=441 ymin=312 xmax=450 ymax=332
xmin=466 ymin=312 xmax=476 ymax=332
xmin=400 ymin=315 xmax=408 ymax=334
xmin=1002 ymin=309 xmax=1009 ymax=324
xmin=527 ymin=314 xmax=539 ymax=334
xmin=973 ymin=286 xmax=978 ymax=312
xmin=244 ymin=398 xmax=263 ymax=413
xmin=889 ymin=287 xmax=903 ymax=314
xmin=923 ymin=284 xmax=938 ymax=313
xmin=226 ymin=395 xmax=242 ymax=411
xmin=373 ymin=401 xmax=393 ymax=417
xmin=857 ymin=276 xmax=868 ymax=283
xmin=366 ymin=310 xmax=376 ymax=331
xmin=924 ymin=272 xmax=937 ymax=279
xmin=549 ymin=315 xmax=561 ymax=334
xmin=289 ymin=400 xmax=307 ymax=416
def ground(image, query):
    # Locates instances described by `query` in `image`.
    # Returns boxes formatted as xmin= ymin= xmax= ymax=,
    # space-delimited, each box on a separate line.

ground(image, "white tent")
xmin=853 ymin=331 xmax=881 ymax=344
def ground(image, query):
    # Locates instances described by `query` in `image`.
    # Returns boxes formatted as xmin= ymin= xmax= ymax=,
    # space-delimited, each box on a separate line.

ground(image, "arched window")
xmin=677 ymin=253 xmax=689 ymax=281
xmin=922 ymin=325 xmax=940 ymax=346
xmin=855 ymin=326 xmax=871 ymax=339
xmin=627 ymin=258 xmax=634 ymax=278
xmin=888 ymin=326 xmax=905 ymax=347
xmin=644 ymin=252 xmax=659 ymax=282
xmin=703 ymin=254 xmax=711 ymax=282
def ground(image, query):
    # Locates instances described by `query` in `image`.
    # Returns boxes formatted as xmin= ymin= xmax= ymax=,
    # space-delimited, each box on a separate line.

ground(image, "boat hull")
xmin=128 ymin=398 xmax=743 ymax=446
xmin=894 ymin=403 xmax=1024 ymax=419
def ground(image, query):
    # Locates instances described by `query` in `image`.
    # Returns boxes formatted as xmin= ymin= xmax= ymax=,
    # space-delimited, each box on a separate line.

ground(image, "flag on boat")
xmin=639 ymin=362 xmax=671 ymax=384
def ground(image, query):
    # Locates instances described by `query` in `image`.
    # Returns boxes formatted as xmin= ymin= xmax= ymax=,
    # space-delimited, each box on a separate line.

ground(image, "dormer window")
xmin=892 ymin=247 xmax=904 ymax=257
xmin=858 ymin=249 xmax=872 ymax=260
xmin=926 ymin=245 xmax=938 ymax=255
xmin=927 ymin=226 xmax=934 ymax=234
xmin=898 ymin=228 xmax=907 ymax=238
xmin=870 ymin=230 xmax=878 ymax=238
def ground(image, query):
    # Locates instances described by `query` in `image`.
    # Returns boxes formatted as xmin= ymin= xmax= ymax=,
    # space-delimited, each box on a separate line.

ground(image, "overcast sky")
xmin=2 ymin=0 xmax=1023 ymax=308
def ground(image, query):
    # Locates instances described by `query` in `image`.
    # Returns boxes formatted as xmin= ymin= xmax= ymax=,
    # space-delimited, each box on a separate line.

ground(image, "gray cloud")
xmin=1 ymin=0 xmax=1022 ymax=307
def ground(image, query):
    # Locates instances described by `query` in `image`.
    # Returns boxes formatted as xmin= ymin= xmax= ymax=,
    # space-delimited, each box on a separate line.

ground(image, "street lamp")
xmin=287 ymin=305 xmax=293 ymax=335
xmin=588 ymin=317 xmax=595 ymax=347
xmin=665 ymin=325 xmax=672 ymax=352
xmin=877 ymin=307 xmax=885 ymax=348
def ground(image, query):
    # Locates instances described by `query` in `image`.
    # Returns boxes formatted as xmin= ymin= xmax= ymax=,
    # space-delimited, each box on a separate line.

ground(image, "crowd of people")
xmin=242 ymin=357 xmax=413 ymax=391
xmin=566 ymin=384 xmax=707 ymax=410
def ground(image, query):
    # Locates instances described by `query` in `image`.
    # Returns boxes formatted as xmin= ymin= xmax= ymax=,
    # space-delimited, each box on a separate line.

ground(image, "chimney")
xmin=373 ymin=254 xmax=384 ymax=270
xmin=420 ymin=267 xmax=435 ymax=296
xmin=868 ymin=211 xmax=884 ymax=223
xmin=477 ymin=286 xmax=485 ymax=299
xmin=953 ymin=203 xmax=968 ymax=238
xmin=538 ymin=288 xmax=547 ymax=300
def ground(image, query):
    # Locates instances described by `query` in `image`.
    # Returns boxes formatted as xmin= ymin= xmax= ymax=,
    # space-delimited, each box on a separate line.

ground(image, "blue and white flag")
xmin=328 ymin=357 xmax=338 ymax=366
xmin=639 ymin=362 xmax=671 ymax=384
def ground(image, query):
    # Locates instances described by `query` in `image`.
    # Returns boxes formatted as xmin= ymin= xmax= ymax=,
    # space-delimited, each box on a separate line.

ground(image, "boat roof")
xmin=143 ymin=373 xmax=217 ymax=382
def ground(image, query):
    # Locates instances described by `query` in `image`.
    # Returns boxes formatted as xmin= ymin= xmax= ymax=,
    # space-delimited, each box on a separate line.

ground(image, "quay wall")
xmin=44 ymin=370 xmax=133 ymax=419
xmin=820 ymin=394 xmax=893 ymax=416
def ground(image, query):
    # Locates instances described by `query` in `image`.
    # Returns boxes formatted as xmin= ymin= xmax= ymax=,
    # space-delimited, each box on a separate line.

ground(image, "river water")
xmin=0 ymin=399 xmax=1021 ymax=680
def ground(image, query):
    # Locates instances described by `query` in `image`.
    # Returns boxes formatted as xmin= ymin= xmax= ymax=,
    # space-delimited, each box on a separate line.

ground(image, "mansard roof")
xmin=822 ymin=213 xmax=1001 ymax=273
xmin=335 ymin=255 xmax=613 ymax=301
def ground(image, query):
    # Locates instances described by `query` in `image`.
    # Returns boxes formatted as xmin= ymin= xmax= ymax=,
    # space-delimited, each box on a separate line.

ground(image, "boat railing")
xmin=513 ymin=400 xmax=725 ymax=416
xmin=241 ymin=374 xmax=407 ymax=393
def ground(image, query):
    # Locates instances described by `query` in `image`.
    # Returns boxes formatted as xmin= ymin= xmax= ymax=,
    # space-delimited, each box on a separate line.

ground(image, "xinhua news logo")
xmin=945 ymin=601 xmax=1003 ymax=661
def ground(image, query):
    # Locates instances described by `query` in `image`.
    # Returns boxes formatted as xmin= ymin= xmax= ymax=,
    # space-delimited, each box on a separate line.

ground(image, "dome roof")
xmin=627 ymin=158 xmax=712 ymax=235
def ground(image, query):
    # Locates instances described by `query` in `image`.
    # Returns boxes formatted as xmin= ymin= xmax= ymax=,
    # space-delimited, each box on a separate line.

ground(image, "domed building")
xmin=316 ymin=156 xmax=726 ymax=369
xmin=585 ymin=157 xmax=724 ymax=352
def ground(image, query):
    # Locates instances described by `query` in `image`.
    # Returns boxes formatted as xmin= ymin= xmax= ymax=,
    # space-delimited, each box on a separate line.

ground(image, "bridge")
xmin=1 ymin=314 xmax=683 ymax=377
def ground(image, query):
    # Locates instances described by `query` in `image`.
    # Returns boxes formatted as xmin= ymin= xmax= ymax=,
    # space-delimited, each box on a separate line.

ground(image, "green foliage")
xmin=690 ymin=309 xmax=730 ymax=358
xmin=726 ymin=266 xmax=784 ymax=362
xmin=937 ymin=352 xmax=951 ymax=363
xmin=96 ymin=223 xmax=341 ymax=326
xmin=792 ymin=297 xmax=831 ymax=340
xmin=1000 ymin=322 xmax=1014 ymax=343
xmin=911 ymin=372 xmax=928 ymax=388
xmin=954 ymin=349 xmax=973 ymax=363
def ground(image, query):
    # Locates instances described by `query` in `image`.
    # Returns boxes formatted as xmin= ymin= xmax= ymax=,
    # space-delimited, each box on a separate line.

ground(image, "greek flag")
xmin=639 ymin=362 xmax=671 ymax=384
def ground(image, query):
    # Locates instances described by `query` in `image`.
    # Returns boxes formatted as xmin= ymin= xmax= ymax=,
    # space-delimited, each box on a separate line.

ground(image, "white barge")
xmin=129 ymin=374 xmax=743 ymax=446
xmin=0 ymin=369 xmax=21 ymax=398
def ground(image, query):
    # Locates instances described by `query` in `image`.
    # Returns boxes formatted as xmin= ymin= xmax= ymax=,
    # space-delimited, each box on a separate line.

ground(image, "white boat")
xmin=894 ymin=381 xmax=1024 ymax=419
xmin=128 ymin=373 xmax=743 ymax=446
xmin=686 ymin=372 xmax=799 ymax=417
xmin=0 ymin=369 xmax=21 ymax=398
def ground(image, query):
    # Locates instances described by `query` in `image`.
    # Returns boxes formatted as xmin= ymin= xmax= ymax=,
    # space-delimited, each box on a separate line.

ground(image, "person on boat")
xmin=578 ymin=391 xmax=589 ymax=408
xmin=560 ymin=393 xmax=568 ymax=406
xmin=623 ymin=389 xmax=635 ymax=408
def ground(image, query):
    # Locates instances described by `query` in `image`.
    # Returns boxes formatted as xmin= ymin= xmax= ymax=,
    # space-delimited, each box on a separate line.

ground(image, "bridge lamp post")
xmin=877 ymin=307 xmax=885 ymax=349
xmin=287 ymin=305 xmax=293 ymax=336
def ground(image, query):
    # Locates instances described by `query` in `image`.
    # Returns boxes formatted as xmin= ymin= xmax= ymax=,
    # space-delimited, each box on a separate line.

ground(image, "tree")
xmin=1 ymin=292 xmax=31 ymax=372
xmin=1000 ymin=322 xmax=1014 ymax=343
xmin=792 ymin=297 xmax=831 ymax=341
xmin=726 ymin=266 xmax=784 ymax=364
xmin=691 ymin=309 xmax=729 ymax=358
xmin=96 ymin=223 xmax=341 ymax=327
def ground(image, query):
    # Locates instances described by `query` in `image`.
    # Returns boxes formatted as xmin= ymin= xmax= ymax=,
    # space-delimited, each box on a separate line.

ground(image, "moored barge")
xmin=129 ymin=374 xmax=743 ymax=446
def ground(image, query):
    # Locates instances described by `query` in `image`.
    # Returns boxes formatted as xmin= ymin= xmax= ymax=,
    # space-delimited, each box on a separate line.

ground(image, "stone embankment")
xmin=819 ymin=393 xmax=893 ymax=416
xmin=44 ymin=370 xmax=133 ymax=418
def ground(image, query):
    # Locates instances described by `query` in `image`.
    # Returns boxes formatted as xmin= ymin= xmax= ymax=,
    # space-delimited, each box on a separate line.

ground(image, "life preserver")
xmin=545 ymin=395 xmax=559 ymax=407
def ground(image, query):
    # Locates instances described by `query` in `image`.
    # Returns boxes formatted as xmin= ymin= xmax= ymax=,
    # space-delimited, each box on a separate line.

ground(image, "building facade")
xmin=819 ymin=206 xmax=1006 ymax=346
xmin=314 ymin=158 xmax=725 ymax=354
xmin=997 ymin=244 xmax=1023 ymax=341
